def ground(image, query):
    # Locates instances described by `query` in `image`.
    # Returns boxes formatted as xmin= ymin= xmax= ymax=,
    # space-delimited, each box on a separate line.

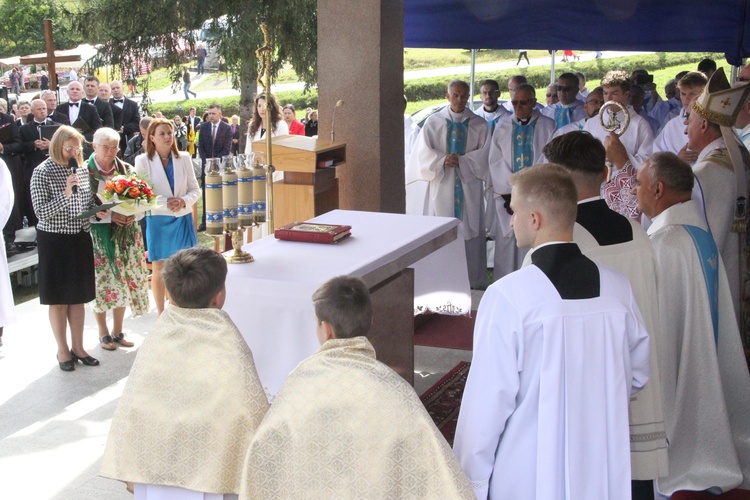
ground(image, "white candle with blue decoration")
xmin=222 ymin=156 xmax=239 ymax=231
xmin=204 ymin=158 xmax=224 ymax=235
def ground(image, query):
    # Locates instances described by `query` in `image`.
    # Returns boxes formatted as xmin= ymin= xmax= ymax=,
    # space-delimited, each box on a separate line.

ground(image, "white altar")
xmin=222 ymin=210 xmax=470 ymax=398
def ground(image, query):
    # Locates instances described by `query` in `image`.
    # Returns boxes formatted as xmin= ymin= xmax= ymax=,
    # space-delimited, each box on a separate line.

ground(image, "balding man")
xmin=635 ymin=152 xmax=750 ymax=496
xmin=455 ymin=163 xmax=649 ymax=500
xmin=487 ymin=83 xmax=554 ymax=279
xmin=407 ymin=79 xmax=491 ymax=288
xmin=503 ymin=75 xmax=544 ymax=113
xmin=56 ymin=80 xmax=102 ymax=144
xmin=40 ymin=90 xmax=69 ymax=126
xmin=18 ymin=99 xmax=54 ymax=226
xmin=110 ymin=80 xmax=140 ymax=147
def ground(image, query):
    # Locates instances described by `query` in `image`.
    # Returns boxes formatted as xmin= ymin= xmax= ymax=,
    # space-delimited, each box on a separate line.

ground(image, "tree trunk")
xmin=238 ymin=58 xmax=257 ymax=154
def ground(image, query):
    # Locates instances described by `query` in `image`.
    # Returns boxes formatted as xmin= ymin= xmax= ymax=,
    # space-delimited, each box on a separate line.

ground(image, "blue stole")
xmin=446 ymin=118 xmax=470 ymax=219
xmin=512 ymin=119 xmax=537 ymax=173
xmin=485 ymin=116 xmax=502 ymax=133
xmin=740 ymin=129 xmax=750 ymax=144
xmin=553 ymin=106 xmax=574 ymax=128
xmin=682 ymin=225 xmax=720 ymax=345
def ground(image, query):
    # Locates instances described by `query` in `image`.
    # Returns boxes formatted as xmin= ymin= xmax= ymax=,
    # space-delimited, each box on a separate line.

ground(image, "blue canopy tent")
xmin=404 ymin=0 xmax=750 ymax=66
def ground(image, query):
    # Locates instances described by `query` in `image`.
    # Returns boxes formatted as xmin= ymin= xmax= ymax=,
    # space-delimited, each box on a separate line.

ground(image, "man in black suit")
xmin=83 ymin=76 xmax=114 ymax=129
xmin=56 ymin=81 xmax=102 ymax=147
xmin=0 ymin=100 xmax=25 ymax=254
xmin=110 ymin=80 xmax=140 ymax=153
xmin=18 ymin=99 xmax=54 ymax=226
xmin=40 ymin=90 xmax=70 ymax=126
xmin=184 ymin=106 xmax=201 ymax=158
xmin=197 ymin=104 xmax=233 ymax=231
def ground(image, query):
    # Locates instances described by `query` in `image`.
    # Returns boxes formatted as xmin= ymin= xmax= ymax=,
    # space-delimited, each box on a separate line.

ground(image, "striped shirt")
xmin=30 ymin=158 xmax=96 ymax=234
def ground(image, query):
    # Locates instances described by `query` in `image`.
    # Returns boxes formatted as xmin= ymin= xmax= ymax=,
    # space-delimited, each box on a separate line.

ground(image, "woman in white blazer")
xmin=244 ymin=93 xmax=289 ymax=155
xmin=135 ymin=118 xmax=200 ymax=315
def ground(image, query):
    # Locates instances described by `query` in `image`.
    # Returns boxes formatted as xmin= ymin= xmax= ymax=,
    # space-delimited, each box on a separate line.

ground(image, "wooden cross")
xmin=18 ymin=19 xmax=80 ymax=92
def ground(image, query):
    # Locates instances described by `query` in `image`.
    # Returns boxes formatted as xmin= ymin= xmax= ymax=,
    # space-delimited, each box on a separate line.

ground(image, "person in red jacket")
xmin=283 ymin=104 xmax=305 ymax=136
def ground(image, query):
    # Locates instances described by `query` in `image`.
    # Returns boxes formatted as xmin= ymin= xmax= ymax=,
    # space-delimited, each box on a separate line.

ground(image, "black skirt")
xmin=37 ymin=229 xmax=96 ymax=305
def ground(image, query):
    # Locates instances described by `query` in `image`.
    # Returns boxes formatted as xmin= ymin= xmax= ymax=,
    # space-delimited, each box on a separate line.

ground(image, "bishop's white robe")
xmin=406 ymin=106 xmax=490 ymax=287
xmin=653 ymin=112 xmax=689 ymax=156
xmin=455 ymin=243 xmax=650 ymax=500
xmin=241 ymin=337 xmax=474 ymax=500
xmin=0 ymin=159 xmax=16 ymax=328
xmin=647 ymin=200 xmax=750 ymax=495
xmin=488 ymin=110 xmax=555 ymax=279
xmin=692 ymin=137 xmax=744 ymax=322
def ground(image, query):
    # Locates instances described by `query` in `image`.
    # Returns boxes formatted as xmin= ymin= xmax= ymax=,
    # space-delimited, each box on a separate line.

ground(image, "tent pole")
xmin=550 ymin=50 xmax=556 ymax=84
xmin=470 ymin=49 xmax=476 ymax=110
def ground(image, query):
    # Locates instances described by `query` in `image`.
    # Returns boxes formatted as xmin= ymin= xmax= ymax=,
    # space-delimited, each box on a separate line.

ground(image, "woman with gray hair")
xmin=87 ymin=127 xmax=149 ymax=351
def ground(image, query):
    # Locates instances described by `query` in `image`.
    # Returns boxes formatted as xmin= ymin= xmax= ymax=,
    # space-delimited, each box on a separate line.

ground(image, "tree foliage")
xmin=72 ymin=0 xmax=316 ymax=142
xmin=0 ymin=0 xmax=83 ymax=58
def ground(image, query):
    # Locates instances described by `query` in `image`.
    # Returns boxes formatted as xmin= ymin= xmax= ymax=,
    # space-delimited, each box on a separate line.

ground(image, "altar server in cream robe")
xmin=584 ymin=70 xmax=654 ymax=220
xmin=488 ymin=83 xmax=555 ymax=279
xmin=686 ymin=68 xmax=750 ymax=325
xmin=542 ymin=132 xmax=668 ymax=499
xmin=241 ymin=276 xmax=474 ymax=500
xmin=652 ymin=71 xmax=707 ymax=163
xmin=635 ymin=152 xmax=750 ymax=496
xmin=406 ymin=79 xmax=490 ymax=288
xmin=101 ymin=247 xmax=269 ymax=499
xmin=454 ymin=164 xmax=650 ymax=500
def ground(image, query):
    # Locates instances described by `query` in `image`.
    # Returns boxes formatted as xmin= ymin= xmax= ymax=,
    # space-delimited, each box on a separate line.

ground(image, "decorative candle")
xmin=221 ymin=156 xmax=238 ymax=231
xmin=204 ymin=158 xmax=224 ymax=235
xmin=237 ymin=154 xmax=254 ymax=227
xmin=253 ymin=153 xmax=267 ymax=223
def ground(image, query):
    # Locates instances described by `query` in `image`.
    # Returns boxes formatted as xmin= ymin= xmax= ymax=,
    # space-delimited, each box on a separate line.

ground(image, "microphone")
xmin=68 ymin=158 xmax=78 ymax=194
xmin=331 ymin=100 xmax=344 ymax=143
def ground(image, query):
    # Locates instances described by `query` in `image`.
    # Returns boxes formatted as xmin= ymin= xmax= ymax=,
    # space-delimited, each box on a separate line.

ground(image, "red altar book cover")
xmin=274 ymin=222 xmax=352 ymax=244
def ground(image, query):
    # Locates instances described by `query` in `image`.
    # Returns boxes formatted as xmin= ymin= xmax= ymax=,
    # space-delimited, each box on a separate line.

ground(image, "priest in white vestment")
xmin=487 ymin=84 xmax=554 ymax=280
xmin=686 ymin=68 xmax=750 ymax=326
xmin=635 ymin=152 xmax=750 ymax=496
xmin=552 ymin=87 xmax=604 ymax=139
xmin=406 ymin=79 xmax=490 ymax=288
xmin=0 ymin=159 xmax=16 ymax=338
xmin=241 ymin=276 xmax=474 ymax=500
xmin=101 ymin=248 xmax=269 ymax=499
xmin=652 ymin=71 xmax=707 ymax=163
xmin=541 ymin=73 xmax=586 ymax=129
xmin=454 ymin=164 xmax=650 ymax=500
xmin=542 ymin=133 xmax=668 ymax=497
xmin=584 ymin=71 xmax=654 ymax=220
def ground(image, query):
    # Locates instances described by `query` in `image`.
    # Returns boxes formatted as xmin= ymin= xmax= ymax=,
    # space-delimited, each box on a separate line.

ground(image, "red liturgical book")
xmin=274 ymin=222 xmax=352 ymax=244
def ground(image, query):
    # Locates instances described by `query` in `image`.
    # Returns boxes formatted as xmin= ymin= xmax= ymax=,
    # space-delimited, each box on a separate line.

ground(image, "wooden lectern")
xmin=252 ymin=136 xmax=346 ymax=228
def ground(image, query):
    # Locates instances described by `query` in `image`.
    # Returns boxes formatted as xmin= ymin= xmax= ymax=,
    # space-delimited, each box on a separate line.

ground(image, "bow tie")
xmin=113 ymin=99 xmax=123 ymax=104
xmin=83 ymin=99 xmax=94 ymax=104
xmin=35 ymin=121 xmax=46 ymax=126
xmin=69 ymin=102 xmax=80 ymax=107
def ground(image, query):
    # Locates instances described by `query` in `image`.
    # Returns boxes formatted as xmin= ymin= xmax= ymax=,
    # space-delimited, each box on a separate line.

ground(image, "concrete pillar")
xmin=317 ymin=0 xmax=405 ymax=214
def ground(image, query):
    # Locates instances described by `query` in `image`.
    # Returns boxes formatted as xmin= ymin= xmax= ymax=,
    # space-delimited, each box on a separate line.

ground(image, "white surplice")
xmin=454 ymin=251 xmax=650 ymax=500
xmin=572 ymin=202 xmax=669 ymax=480
xmin=488 ymin=110 xmax=555 ymax=279
xmin=0 ymin=159 xmax=16 ymax=328
xmin=653 ymin=112 xmax=688 ymax=156
xmin=647 ymin=200 xmax=750 ymax=495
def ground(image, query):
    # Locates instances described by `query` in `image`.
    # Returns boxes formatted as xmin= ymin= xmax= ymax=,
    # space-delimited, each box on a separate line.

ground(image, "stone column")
xmin=317 ymin=0 xmax=405 ymax=214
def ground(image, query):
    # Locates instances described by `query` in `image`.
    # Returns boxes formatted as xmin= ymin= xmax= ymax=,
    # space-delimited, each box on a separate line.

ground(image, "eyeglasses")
xmin=64 ymin=147 xmax=82 ymax=155
xmin=95 ymin=144 xmax=118 ymax=152
xmin=511 ymin=100 xmax=530 ymax=106
xmin=557 ymin=86 xmax=573 ymax=92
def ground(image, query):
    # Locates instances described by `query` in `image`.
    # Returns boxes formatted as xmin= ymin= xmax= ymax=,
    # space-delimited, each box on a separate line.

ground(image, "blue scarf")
xmin=511 ymin=119 xmax=537 ymax=173
xmin=553 ymin=106 xmax=574 ymax=129
xmin=446 ymin=118 xmax=470 ymax=219
xmin=682 ymin=224 xmax=720 ymax=345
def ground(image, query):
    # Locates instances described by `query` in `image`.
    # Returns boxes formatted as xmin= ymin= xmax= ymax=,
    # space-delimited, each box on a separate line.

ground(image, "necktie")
xmin=69 ymin=102 xmax=79 ymax=107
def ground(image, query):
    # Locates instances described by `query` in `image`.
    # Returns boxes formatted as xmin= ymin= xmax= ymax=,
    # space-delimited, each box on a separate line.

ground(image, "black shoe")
xmin=197 ymin=224 xmax=206 ymax=232
xmin=58 ymin=354 xmax=75 ymax=372
xmin=70 ymin=350 xmax=100 ymax=366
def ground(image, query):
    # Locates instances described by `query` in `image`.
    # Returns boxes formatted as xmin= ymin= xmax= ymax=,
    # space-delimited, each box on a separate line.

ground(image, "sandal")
xmin=100 ymin=335 xmax=117 ymax=351
xmin=113 ymin=333 xmax=135 ymax=348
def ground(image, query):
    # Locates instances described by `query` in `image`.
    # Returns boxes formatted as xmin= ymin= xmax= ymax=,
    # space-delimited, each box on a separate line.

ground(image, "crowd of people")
xmin=3 ymin=56 xmax=750 ymax=499
xmin=405 ymin=59 xmax=750 ymax=498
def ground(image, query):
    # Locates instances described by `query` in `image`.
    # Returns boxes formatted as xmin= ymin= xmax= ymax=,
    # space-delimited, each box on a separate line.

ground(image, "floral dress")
xmin=87 ymin=155 xmax=149 ymax=316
